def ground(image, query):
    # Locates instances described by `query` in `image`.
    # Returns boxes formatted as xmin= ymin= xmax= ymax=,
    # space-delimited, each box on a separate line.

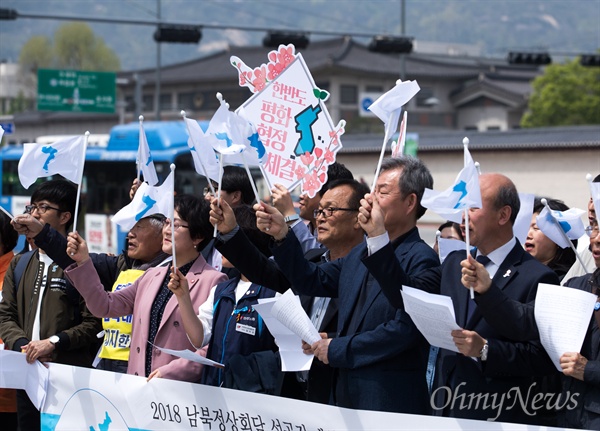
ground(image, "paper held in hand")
xmin=400 ymin=286 xmax=462 ymax=353
xmin=254 ymin=289 xmax=320 ymax=372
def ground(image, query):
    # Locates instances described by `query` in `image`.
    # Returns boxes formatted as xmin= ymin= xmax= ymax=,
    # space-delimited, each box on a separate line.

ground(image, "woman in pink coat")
xmin=65 ymin=195 xmax=227 ymax=382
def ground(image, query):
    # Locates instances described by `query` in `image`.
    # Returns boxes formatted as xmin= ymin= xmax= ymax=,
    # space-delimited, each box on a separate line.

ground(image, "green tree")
xmin=521 ymin=59 xmax=600 ymax=127
xmin=18 ymin=36 xmax=53 ymax=73
xmin=18 ymin=22 xmax=120 ymax=74
xmin=53 ymin=22 xmax=120 ymax=71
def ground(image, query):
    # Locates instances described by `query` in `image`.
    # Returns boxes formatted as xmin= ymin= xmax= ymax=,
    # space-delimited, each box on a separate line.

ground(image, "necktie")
xmin=466 ymin=255 xmax=490 ymax=323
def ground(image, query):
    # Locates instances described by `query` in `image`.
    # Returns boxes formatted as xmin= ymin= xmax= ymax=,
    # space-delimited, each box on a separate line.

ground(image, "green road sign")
xmin=37 ymin=69 xmax=116 ymax=113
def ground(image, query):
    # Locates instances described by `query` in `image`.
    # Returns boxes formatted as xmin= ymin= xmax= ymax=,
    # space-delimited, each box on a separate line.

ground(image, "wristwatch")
xmin=284 ymin=214 xmax=300 ymax=224
xmin=479 ymin=341 xmax=489 ymax=361
xmin=49 ymin=335 xmax=60 ymax=347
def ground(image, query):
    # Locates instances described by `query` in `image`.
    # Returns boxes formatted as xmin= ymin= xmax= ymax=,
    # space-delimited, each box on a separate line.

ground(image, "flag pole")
xmin=72 ymin=132 xmax=88 ymax=234
xmin=398 ymin=111 xmax=407 ymax=156
xmin=0 ymin=206 xmax=14 ymax=221
xmin=435 ymin=230 xmax=441 ymax=259
xmin=541 ymin=198 xmax=589 ymax=273
xmin=240 ymin=152 xmax=261 ymax=204
xmin=181 ymin=110 xmax=216 ymax=195
xmin=371 ymin=129 xmax=390 ymax=194
xmin=475 ymin=162 xmax=481 ymax=175
xmin=461 ymin=137 xmax=475 ymax=299
xmin=214 ymin=153 xmax=223 ymax=237
xmin=137 ymin=115 xmax=143 ymax=183
xmin=170 ymin=163 xmax=177 ymax=270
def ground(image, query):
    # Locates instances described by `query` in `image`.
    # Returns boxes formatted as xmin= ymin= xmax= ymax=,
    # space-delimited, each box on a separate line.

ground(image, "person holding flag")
xmin=63 ymin=194 xmax=227 ymax=382
xmin=359 ymin=172 xmax=560 ymax=424
xmin=0 ymin=180 xmax=101 ymax=431
xmin=462 ymin=185 xmax=600 ymax=429
xmin=255 ymin=156 xmax=439 ymax=415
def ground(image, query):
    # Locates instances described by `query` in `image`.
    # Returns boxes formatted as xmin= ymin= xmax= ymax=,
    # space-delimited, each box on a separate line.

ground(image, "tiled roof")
xmin=340 ymin=126 xmax=600 ymax=153
xmin=118 ymin=37 xmax=541 ymax=85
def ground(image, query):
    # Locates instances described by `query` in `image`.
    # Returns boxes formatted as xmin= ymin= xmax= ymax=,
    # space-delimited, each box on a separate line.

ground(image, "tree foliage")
xmin=521 ymin=59 xmax=600 ymax=127
xmin=18 ymin=36 xmax=53 ymax=73
xmin=18 ymin=22 xmax=120 ymax=74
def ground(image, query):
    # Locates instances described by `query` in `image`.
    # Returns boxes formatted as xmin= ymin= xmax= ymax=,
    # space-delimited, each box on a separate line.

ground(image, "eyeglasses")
xmin=585 ymin=224 xmax=599 ymax=239
xmin=313 ymin=207 xmax=358 ymax=219
xmin=25 ymin=204 xmax=62 ymax=215
xmin=163 ymin=219 xmax=189 ymax=231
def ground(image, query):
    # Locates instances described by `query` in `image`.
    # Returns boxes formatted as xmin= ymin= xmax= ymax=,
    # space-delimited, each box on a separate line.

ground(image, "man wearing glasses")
xmin=0 ymin=179 xmax=101 ymax=430
xmin=254 ymin=157 xmax=440 ymax=414
xmin=210 ymin=178 xmax=368 ymax=403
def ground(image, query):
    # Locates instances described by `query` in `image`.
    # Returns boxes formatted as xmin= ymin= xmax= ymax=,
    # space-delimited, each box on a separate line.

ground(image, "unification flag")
xmin=368 ymin=80 xmax=420 ymax=141
xmin=536 ymin=206 xmax=586 ymax=249
xmin=18 ymin=136 xmax=85 ymax=189
xmin=137 ymin=121 xmax=158 ymax=186
xmin=421 ymin=146 xmax=482 ymax=223
xmin=0 ymin=125 xmax=4 ymax=142
xmin=207 ymin=103 xmax=247 ymax=156
xmin=112 ymin=170 xmax=174 ymax=231
xmin=183 ymin=117 xmax=220 ymax=183
xmin=513 ymin=193 xmax=535 ymax=244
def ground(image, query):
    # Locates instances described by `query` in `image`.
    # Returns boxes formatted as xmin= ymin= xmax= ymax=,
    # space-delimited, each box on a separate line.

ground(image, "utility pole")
xmin=155 ymin=0 xmax=161 ymax=121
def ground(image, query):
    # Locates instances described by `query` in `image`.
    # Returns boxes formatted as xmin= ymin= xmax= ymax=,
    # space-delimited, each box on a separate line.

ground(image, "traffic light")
xmin=507 ymin=52 xmax=551 ymax=65
xmin=263 ymin=32 xmax=309 ymax=49
xmin=580 ymin=54 xmax=600 ymax=67
xmin=0 ymin=8 xmax=18 ymax=20
xmin=153 ymin=25 xmax=202 ymax=44
xmin=368 ymin=36 xmax=413 ymax=54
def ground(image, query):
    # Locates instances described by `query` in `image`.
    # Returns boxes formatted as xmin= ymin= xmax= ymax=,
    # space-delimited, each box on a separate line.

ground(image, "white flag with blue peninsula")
xmin=183 ymin=117 xmax=220 ymax=183
xmin=18 ymin=136 xmax=86 ymax=189
xmin=536 ymin=206 xmax=586 ymax=249
xmin=421 ymin=146 xmax=482 ymax=223
xmin=137 ymin=121 xmax=159 ymax=185
xmin=112 ymin=170 xmax=174 ymax=231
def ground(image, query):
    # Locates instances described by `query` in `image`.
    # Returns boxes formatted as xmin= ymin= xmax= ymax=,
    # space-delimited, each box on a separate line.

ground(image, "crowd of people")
xmin=0 ymin=161 xmax=597 ymax=430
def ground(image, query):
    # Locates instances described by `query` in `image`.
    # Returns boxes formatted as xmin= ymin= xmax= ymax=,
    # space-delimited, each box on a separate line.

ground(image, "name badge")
xmin=236 ymin=323 xmax=256 ymax=336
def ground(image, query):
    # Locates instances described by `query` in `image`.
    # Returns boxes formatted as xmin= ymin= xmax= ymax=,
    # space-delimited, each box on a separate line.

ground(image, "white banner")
xmin=0 ymin=350 xmax=565 ymax=431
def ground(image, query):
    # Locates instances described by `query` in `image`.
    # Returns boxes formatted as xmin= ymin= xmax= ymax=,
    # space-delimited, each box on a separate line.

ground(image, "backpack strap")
xmin=13 ymin=250 xmax=36 ymax=294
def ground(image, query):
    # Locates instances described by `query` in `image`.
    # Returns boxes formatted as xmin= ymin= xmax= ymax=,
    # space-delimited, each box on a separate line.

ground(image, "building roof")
xmin=119 ymin=37 xmax=541 ymax=86
xmin=340 ymin=125 xmax=600 ymax=153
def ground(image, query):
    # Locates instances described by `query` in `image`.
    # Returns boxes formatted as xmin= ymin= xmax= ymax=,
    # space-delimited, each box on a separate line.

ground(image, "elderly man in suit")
xmin=255 ymin=156 xmax=440 ymax=414
xmin=211 ymin=178 xmax=368 ymax=403
xmin=359 ymin=173 xmax=559 ymax=424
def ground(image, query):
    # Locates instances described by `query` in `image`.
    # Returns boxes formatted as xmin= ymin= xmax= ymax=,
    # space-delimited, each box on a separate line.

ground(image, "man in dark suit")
xmin=358 ymin=173 xmax=559 ymax=423
xmin=210 ymin=179 xmax=368 ymax=404
xmin=255 ymin=157 xmax=440 ymax=414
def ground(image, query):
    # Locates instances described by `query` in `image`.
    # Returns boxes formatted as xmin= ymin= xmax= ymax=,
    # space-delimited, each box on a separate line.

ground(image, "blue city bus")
xmin=0 ymin=121 xmax=212 ymax=252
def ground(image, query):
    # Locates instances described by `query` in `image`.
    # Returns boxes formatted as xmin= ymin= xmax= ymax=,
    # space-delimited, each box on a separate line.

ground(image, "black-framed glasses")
xmin=313 ymin=207 xmax=358 ymax=219
xmin=585 ymin=224 xmax=599 ymax=239
xmin=25 ymin=204 xmax=62 ymax=215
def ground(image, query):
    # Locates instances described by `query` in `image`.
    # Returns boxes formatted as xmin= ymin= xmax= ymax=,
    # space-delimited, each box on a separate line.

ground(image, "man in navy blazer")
xmin=359 ymin=173 xmax=559 ymax=424
xmin=255 ymin=157 xmax=440 ymax=414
